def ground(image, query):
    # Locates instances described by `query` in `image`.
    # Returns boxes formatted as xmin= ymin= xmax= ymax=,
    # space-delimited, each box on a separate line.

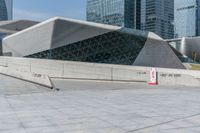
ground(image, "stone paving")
xmin=0 ymin=76 xmax=200 ymax=133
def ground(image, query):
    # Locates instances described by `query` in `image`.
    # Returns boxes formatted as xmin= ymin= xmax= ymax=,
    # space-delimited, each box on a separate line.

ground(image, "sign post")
xmin=148 ymin=68 xmax=157 ymax=85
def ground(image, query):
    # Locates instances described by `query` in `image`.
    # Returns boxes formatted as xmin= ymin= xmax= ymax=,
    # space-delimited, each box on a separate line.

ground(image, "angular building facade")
xmin=1 ymin=17 xmax=186 ymax=69
xmin=167 ymin=37 xmax=200 ymax=63
xmin=174 ymin=0 xmax=200 ymax=38
xmin=141 ymin=0 xmax=174 ymax=39
xmin=87 ymin=0 xmax=141 ymax=29
xmin=0 ymin=0 xmax=12 ymax=20
xmin=0 ymin=20 xmax=38 ymax=55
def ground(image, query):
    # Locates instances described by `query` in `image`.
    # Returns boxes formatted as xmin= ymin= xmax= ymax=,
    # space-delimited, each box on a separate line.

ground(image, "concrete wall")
xmin=0 ymin=56 xmax=199 ymax=87
xmin=51 ymin=18 xmax=120 ymax=49
xmin=0 ymin=66 xmax=52 ymax=88
xmin=134 ymin=32 xmax=186 ymax=69
xmin=3 ymin=20 xmax=55 ymax=57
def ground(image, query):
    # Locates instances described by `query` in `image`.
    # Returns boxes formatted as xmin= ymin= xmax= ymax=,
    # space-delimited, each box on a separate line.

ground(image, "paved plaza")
xmin=0 ymin=75 xmax=200 ymax=133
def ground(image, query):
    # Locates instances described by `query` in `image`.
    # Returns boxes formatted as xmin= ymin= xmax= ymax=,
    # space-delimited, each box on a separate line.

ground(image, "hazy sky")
xmin=13 ymin=0 xmax=87 ymax=21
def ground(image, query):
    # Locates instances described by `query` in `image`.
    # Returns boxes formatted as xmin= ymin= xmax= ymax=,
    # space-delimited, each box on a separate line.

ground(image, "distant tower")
xmin=86 ymin=0 xmax=141 ymax=29
xmin=0 ymin=0 xmax=13 ymax=20
xmin=141 ymin=0 xmax=174 ymax=39
xmin=174 ymin=0 xmax=200 ymax=38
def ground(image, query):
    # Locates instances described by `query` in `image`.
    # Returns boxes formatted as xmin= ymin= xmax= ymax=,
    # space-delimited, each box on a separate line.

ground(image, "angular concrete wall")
xmin=0 ymin=66 xmax=52 ymax=88
xmin=51 ymin=18 xmax=120 ymax=49
xmin=0 ymin=57 xmax=199 ymax=87
xmin=3 ymin=19 xmax=55 ymax=57
xmin=0 ymin=20 xmax=38 ymax=32
xmin=3 ymin=17 xmax=120 ymax=57
xmin=134 ymin=32 xmax=186 ymax=69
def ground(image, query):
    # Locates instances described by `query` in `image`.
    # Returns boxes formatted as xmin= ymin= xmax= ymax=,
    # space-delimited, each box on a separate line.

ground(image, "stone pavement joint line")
xmin=125 ymin=113 xmax=200 ymax=133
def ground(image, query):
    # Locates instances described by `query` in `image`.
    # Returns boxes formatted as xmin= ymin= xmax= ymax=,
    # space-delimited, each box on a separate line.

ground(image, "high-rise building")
xmin=174 ymin=0 xmax=200 ymax=38
xmin=0 ymin=0 xmax=13 ymax=20
xmin=86 ymin=0 xmax=141 ymax=29
xmin=141 ymin=0 xmax=174 ymax=39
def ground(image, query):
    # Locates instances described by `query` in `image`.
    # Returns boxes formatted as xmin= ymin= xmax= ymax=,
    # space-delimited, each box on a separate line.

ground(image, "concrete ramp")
xmin=0 ymin=66 xmax=52 ymax=88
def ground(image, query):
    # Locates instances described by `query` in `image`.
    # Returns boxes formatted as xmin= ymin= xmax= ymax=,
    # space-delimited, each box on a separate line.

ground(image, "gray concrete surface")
xmin=0 ymin=20 xmax=38 ymax=33
xmin=0 ymin=74 xmax=50 ymax=95
xmin=0 ymin=75 xmax=200 ymax=133
xmin=134 ymin=32 xmax=185 ymax=69
xmin=0 ymin=57 xmax=200 ymax=87
xmin=0 ymin=66 xmax=52 ymax=88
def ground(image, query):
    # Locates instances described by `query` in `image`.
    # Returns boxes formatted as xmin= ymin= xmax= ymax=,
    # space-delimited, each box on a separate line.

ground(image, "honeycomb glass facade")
xmin=87 ymin=0 xmax=141 ymax=29
xmin=0 ymin=0 xmax=12 ymax=20
xmin=26 ymin=28 xmax=148 ymax=65
xmin=174 ymin=0 xmax=200 ymax=38
xmin=141 ymin=0 xmax=174 ymax=39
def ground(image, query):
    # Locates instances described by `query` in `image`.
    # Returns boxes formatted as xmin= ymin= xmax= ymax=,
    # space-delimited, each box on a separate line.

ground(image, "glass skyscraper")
xmin=87 ymin=0 xmax=141 ymax=29
xmin=141 ymin=0 xmax=174 ymax=39
xmin=174 ymin=0 xmax=200 ymax=38
xmin=0 ymin=0 xmax=13 ymax=20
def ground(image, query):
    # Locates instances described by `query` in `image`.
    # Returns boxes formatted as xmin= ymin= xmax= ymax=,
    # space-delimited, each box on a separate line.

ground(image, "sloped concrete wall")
xmin=134 ymin=32 xmax=186 ymax=69
xmin=3 ymin=20 xmax=55 ymax=57
xmin=0 ymin=20 xmax=38 ymax=32
xmin=0 ymin=57 xmax=199 ymax=87
xmin=0 ymin=66 xmax=52 ymax=88
xmin=2 ymin=17 xmax=120 ymax=57
xmin=51 ymin=18 xmax=119 ymax=49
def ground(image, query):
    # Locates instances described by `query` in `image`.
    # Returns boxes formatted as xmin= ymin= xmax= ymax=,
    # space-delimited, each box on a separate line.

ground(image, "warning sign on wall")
xmin=148 ymin=68 xmax=157 ymax=85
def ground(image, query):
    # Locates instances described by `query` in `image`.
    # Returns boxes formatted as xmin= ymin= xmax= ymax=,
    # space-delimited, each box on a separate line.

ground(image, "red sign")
xmin=148 ymin=68 xmax=157 ymax=85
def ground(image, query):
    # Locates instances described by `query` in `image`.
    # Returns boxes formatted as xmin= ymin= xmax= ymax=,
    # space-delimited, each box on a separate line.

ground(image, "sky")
xmin=13 ymin=0 xmax=87 ymax=21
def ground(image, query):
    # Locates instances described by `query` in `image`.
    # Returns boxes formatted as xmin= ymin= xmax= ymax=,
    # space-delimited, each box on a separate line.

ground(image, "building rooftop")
xmin=0 ymin=20 xmax=38 ymax=34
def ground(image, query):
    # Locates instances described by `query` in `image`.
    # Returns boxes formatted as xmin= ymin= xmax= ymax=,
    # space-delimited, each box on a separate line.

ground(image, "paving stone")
xmin=0 ymin=76 xmax=200 ymax=133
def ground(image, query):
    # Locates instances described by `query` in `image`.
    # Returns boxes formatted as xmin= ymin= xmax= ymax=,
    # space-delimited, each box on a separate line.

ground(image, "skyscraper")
xmin=174 ymin=0 xmax=200 ymax=38
xmin=87 ymin=0 xmax=141 ymax=29
xmin=141 ymin=0 xmax=174 ymax=39
xmin=0 ymin=0 xmax=13 ymax=20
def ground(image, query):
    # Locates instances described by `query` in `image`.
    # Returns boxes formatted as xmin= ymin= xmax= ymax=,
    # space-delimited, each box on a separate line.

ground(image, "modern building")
xmin=0 ymin=0 xmax=13 ymax=20
xmin=87 ymin=0 xmax=141 ymax=29
xmin=0 ymin=17 xmax=187 ymax=69
xmin=166 ymin=37 xmax=200 ymax=63
xmin=174 ymin=0 xmax=200 ymax=38
xmin=141 ymin=0 xmax=174 ymax=39
xmin=0 ymin=20 xmax=38 ymax=55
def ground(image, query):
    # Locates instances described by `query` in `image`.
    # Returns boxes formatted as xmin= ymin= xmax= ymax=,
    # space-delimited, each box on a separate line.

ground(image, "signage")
xmin=148 ymin=68 xmax=157 ymax=85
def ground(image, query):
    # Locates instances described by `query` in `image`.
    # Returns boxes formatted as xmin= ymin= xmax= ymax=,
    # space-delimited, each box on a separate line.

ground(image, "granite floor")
xmin=0 ymin=75 xmax=200 ymax=133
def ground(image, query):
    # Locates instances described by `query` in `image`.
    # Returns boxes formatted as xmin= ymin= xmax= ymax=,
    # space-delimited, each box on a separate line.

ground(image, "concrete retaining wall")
xmin=0 ymin=57 xmax=199 ymax=87
xmin=0 ymin=66 xmax=52 ymax=88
